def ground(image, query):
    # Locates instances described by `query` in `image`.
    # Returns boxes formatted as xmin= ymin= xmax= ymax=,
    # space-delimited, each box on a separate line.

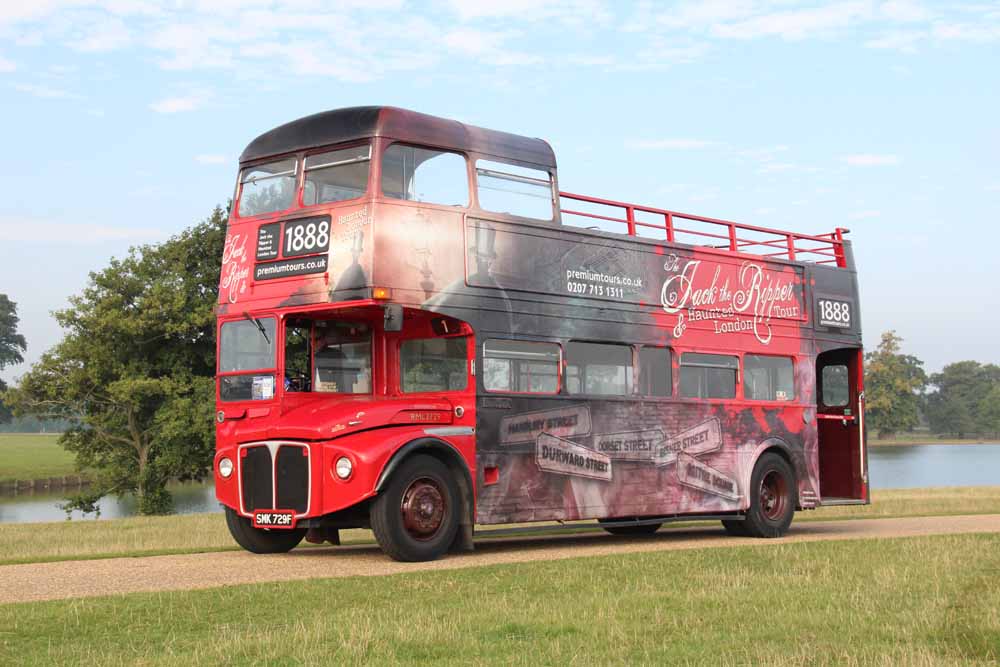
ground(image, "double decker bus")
xmin=215 ymin=106 xmax=867 ymax=562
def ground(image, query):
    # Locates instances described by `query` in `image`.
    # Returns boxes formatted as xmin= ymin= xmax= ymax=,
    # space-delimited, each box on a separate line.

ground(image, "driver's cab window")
xmin=283 ymin=319 xmax=312 ymax=392
xmin=313 ymin=322 xmax=372 ymax=394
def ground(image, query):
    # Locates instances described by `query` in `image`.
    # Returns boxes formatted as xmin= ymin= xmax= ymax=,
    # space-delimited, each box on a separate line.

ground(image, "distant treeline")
xmin=865 ymin=331 xmax=1000 ymax=440
xmin=0 ymin=415 xmax=75 ymax=433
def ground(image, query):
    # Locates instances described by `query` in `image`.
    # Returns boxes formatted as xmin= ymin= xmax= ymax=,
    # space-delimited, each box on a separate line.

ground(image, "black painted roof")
xmin=239 ymin=106 xmax=557 ymax=168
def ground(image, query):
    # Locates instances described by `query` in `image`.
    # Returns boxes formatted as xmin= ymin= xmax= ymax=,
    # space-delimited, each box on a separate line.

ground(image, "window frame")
xmin=235 ymin=157 xmax=300 ymax=219
xmin=564 ymin=340 xmax=635 ymax=397
xmin=637 ymin=345 xmax=673 ymax=398
xmin=677 ymin=351 xmax=741 ymax=401
xmin=299 ymin=141 xmax=373 ymax=209
xmin=820 ymin=363 xmax=851 ymax=408
xmin=379 ymin=141 xmax=472 ymax=209
xmin=398 ymin=336 xmax=470 ymax=395
xmin=743 ymin=353 xmax=797 ymax=403
xmin=474 ymin=158 xmax=555 ymax=222
xmin=482 ymin=338 xmax=563 ymax=396
xmin=216 ymin=316 xmax=279 ymax=402
xmin=311 ymin=323 xmax=374 ymax=396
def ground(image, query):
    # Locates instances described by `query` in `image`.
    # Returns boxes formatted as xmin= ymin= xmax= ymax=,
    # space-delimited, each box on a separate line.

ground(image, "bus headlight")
xmin=218 ymin=457 xmax=234 ymax=479
xmin=335 ymin=457 xmax=353 ymax=480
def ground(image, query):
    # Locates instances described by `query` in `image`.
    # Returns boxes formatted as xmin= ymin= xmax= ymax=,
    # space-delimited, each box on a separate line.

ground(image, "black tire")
xmin=598 ymin=518 xmax=662 ymax=536
xmin=370 ymin=454 xmax=460 ymax=562
xmin=224 ymin=507 xmax=306 ymax=554
xmin=743 ymin=453 xmax=797 ymax=538
xmin=721 ymin=519 xmax=750 ymax=536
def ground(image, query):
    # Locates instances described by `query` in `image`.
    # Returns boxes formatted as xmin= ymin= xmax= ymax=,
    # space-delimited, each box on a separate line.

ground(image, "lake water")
xmin=2 ymin=444 xmax=999 ymax=524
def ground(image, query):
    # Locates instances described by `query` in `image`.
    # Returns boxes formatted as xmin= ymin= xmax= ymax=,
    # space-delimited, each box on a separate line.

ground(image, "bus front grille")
xmin=240 ymin=445 xmax=273 ymax=513
xmin=240 ymin=443 xmax=310 ymax=515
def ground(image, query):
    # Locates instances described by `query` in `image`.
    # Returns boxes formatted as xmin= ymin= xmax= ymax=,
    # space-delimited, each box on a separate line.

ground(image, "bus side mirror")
xmin=383 ymin=304 xmax=403 ymax=332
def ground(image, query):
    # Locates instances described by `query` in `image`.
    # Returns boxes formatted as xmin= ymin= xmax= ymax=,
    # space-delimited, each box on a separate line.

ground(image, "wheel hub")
xmin=759 ymin=470 xmax=788 ymax=521
xmin=400 ymin=478 xmax=446 ymax=541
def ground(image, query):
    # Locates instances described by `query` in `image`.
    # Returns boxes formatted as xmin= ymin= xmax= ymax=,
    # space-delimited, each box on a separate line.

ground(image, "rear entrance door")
xmin=816 ymin=348 xmax=868 ymax=503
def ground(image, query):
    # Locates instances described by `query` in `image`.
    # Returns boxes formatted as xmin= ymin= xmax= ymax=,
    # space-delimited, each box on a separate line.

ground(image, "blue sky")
xmin=1 ymin=0 xmax=999 ymax=383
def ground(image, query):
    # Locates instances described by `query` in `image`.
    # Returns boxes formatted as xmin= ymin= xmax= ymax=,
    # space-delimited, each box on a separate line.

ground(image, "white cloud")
xmin=69 ymin=15 xmax=131 ymax=52
xmin=195 ymin=154 xmax=227 ymax=165
xmin=627 ymin=138 xmax=721 ymax=150
xmin=0 ymin=56 xmax=15 ymax=72
xmin=881 ymin=0 xmax=933 ymax=23
xmin=843 ymin=153 xmax=901 ymax=166
xmin=12 ymin=82 xmax=80 ymax=99
xmin=149 ymin=94 xmax=206 ymax=113
xmin=0 ymin=217 xmax=165 ymax=243
xmin=711 ymin=2 xmax=873 ymax=40
xmin=986 ymin=184 xmax=1000 ymax=192
xmin=865 ymin=30 xmax=926 ymax=52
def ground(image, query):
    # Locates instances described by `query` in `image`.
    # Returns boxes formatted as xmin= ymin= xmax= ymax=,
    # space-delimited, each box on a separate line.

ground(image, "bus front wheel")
xmin=370 ymin=454 xmax=459 ymax=562
xmin=224 ymin=507 xmax=306 ymax=554
xmin=740 ymin=452 xmax=797 ymax=538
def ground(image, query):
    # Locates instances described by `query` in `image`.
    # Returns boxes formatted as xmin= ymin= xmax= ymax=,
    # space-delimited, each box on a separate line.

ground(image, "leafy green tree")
xmin=864 ymin=331 xmax=927 ymax=439
xmin=926 ymin=361 xmax=998 ymax=437
xmin=976 ymin=385 xmax=1000 ymax=439
xmin=5 ymin=207 xmax=227 ymax=514
xmin=0 ymin=294 xmax=28 ymax=424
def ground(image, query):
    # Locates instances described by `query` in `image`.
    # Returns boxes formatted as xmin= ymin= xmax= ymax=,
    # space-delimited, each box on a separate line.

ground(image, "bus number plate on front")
xmin=252 ymin=510 xmax=297 ymax=529
xmin=282 ymin=216 xmax=331 ymax=258
xmin=817 ymin=298 xmax=852 ymax=329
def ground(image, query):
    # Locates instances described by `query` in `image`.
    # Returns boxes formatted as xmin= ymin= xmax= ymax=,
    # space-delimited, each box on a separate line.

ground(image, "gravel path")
xmin=4 ymin=514 xmax=999 ymax=605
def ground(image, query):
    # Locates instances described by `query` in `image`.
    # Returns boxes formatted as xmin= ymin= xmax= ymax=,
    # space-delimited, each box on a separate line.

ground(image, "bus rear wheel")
xmin=742 ymin=452 xmax=797 ymax=538
xmin=370 ymin=454 xmax=459 ymax=562
xmin=224 ymin=507 xmax=306 ymax=554
xmin=598 ymin=518 xmax=662 ymax=536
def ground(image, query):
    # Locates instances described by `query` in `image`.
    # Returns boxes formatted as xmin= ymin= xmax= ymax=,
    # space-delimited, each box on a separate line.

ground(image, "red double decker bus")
xmin=215 ymin=107 xmax=867 ymax=561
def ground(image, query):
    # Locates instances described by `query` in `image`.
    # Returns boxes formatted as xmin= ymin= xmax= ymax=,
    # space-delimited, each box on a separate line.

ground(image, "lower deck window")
xmin=744 ymin=354 xmax=795 ymax=401
xmin=401 ymin=338 xmax=468 ymax=393
xmin=679 ymin=353 xmax=738 ymax=399
xmin=566 ymin=341 xmax=633 ymax=396
xmin=484 ymin=339 xmax=560 ymax=393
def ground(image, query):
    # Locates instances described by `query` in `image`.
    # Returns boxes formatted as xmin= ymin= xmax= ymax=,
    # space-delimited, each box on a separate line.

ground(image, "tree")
xmin=976 ymin=385 xmax=1000 ymax=439
xmin=864 ymin=331 xmax=927 ymax=439
xmin=5 ymin=206 xmax=227 ymax=514
xmin=926 ymin=361 xmax=1000 ymax=437
xmin=0 ymin=294 xmax=28 ymax=424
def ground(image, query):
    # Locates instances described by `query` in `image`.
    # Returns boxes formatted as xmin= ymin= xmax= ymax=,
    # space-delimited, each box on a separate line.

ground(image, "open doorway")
xmin=816 ymin=348 xmax=868 ymax=503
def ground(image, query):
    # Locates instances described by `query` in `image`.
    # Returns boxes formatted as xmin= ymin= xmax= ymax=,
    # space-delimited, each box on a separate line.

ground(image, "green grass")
xmin=1 ymin=486 xmax=998 ymax=566
xmin=1 ymin=533 xmax=998 ymax=665
xmin=0 ymin=434 xmax=78 ymax=482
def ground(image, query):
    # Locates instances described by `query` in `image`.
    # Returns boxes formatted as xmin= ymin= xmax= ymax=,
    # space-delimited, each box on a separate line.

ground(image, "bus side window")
xmin=638 ymin=346 xmax=671 ymax=397
xmin=744 ymin=354 xmax=795 ymax=401
xmin=476 ymin=159 xmax=554 ymax=220
xmin=821 ymin=364 xmax=850 ymax=407
xmin=381 ymin=144 xmax=469 ymax=207
xmin=566 ymin=342 xmax=633 ymax=396
xmin=679 ymin=353 xmax=738 ymax=399
xmin=483 ymin=339 xmax=560 ymax=394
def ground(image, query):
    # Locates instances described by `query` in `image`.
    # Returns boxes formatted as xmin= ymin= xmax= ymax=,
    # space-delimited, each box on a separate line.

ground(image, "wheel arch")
xmin=374 ymin=437 xmax=476 ymax=551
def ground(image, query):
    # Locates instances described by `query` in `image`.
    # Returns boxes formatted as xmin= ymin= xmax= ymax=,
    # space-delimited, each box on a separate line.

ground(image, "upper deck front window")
xmin=381 ymin=144 xmax=469 ymax=207
xmin=303 ymin=144 xmax=371 ymax=206
xmin=238 ymin=158 xmax=297 ymax=217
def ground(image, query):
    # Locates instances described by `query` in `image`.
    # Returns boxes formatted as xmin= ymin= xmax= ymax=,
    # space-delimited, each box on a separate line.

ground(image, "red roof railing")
xmin=559 ymin=191 xmax=848 ymax=268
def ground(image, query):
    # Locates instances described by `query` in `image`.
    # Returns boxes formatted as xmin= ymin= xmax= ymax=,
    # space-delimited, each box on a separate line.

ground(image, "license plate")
xmin=252 ymin=510 xmax=297 ymax=529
